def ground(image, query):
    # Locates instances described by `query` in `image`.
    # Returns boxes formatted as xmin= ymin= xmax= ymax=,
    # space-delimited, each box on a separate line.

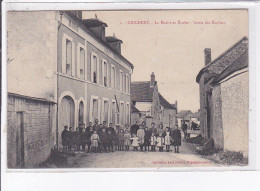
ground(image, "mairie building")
xmin=7 ymin=11 xmax=133 ymax=168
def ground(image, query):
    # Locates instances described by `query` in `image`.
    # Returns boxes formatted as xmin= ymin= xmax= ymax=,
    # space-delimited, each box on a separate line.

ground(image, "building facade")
xmin=7 ymin=11 xmax=133 ymax=168
xmin=131 ymin=73 xmax=177 ymax=128
xmin=196 ymin=36 xmax=248 ymax=156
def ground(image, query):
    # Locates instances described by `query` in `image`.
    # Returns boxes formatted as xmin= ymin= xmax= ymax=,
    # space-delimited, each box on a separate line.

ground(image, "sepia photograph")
xmin=6 ymin=9 xmax=249 ymax=169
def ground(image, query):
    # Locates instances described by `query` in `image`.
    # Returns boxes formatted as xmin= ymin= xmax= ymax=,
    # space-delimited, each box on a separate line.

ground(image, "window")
xmin=111 ymin=101 xmax=116 ymax=125
xmin=120 ymin=102 xmax=124 ymax=125
xmin=80 ymin=48 xmax=85 ymax=79
xmin=111 ymin=66 xmax=115 ymax=89
xmin=126 ymin=103 xmax=130 ymax=124
xmin=120 ymin=71 xmax=123 ymax=92
xmin=66 ymin=39 xmax=72 ymax=75
xmin=103 ymin=100 xmax=109 ymax=123
xmin=126 ymin=75 xmax=129 ymax=94
xmin=91 ymin=54 xmax=98 ymax=83
xmin=91 ymin=99 xmax=98 ymax=122
xmin=103 ymin=61 xmax=108 ymax=87
xmin=108 ymin=64 xmax=111 ymax=88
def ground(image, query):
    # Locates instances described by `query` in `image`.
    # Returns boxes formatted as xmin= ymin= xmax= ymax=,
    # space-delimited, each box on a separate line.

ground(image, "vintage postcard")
xmin=5 ymin=8 xmax=250 ymax=169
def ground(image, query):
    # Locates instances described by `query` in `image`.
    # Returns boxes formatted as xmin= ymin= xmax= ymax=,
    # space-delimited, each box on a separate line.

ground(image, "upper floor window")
xmin=66 ymin=39 xmax=72 ymax=75
xmin=120 ymin=71 xmax=123 ymax=92
xmin=111 ymin=65 xmax=115 ymax=89
xmin=80 ymin=48 xmax=85 ymax=79
xmin=126 ymin=74 xmax=129 ymax=94
xmin=91 ymin=53 xmax=98 ymax=83
xmin=103 ymin=60 xmax=108 ymax=87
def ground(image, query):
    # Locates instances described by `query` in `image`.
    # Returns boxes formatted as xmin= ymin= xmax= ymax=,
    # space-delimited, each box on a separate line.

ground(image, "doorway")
xmin=16 ymin=112 xmax=25 ymax=168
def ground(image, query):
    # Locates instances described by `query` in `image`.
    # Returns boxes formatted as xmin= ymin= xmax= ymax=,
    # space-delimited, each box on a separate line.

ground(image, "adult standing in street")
xmin=172 ymin=125 xmax=182 ymax=153
xmin=61 ymin=126 xmax=69 ymax=151
xmin=137 ymin=122 xmax=146 ymax=151
xmin=144 ymin=126 xmax=151 ymax=151
xmin=86 ymin=126 xmax=94 ymax=153
xmin=181 ymin=121 xmax=188 ymax=139
xmin=131 ymin=120 xmax=140 ymax=136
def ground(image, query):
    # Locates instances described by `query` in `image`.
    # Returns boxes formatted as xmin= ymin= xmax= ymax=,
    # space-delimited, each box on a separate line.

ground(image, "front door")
xmin=16 ymin=112 xmax=25 ymax=168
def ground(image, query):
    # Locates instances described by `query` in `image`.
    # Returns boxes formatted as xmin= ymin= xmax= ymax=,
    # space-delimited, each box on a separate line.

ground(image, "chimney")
xmin=175 ymin=100 xmax=178 ymax=113
xmin=70 ymin=11 xmax=83 ymax=20
xmin=204 ymin=48 xmax=211 ymax=66
xmin=151 ymin=72 xmax=155 ymax=87
xmin=82 ymin=15 xmax=107 ymax=41
xmin=106 ymin=34 xmax=123 ymax=55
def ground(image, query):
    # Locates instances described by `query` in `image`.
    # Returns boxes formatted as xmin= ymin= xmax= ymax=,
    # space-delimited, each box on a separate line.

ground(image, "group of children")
xmin=61 ymin=120 xmax=182 ymax=153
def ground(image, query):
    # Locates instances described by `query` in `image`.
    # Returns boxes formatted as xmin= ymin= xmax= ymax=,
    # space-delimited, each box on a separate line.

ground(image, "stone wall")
xmin=211 ymin=84 xmax=224 ymax=149
xmin=7 ymin=95 xmax=54 ymax=168
xmin=221 ymin=70 xmax=249 ymax=156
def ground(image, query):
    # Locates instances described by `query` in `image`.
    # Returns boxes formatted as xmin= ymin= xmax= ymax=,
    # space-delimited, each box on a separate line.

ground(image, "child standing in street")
xmin=130 ymin=134 xmax=139 ymax=151
xmin=118 ymin=129 xmax=125 ymax=151
xmin=157 ymin=132 xmax=164 ymax=152
xmin=107 ymin=130 xmax=114 ymax=152
xmin=74 ymin=127 xmax=81 ymax=151
xmin=124 ymin=129 xmax=131 ymax=151
xmin=80 ymin=128 xmax=87 ymax=151
xmin=164 ymin=127 xmax=171 ymax=152
xmin=114 ymin=129 xmax=119 ymax=151
xmin=91 ymin=131 xmax=99 ymax=153
xmin=150 ymin=132 xmax=157 ymax=152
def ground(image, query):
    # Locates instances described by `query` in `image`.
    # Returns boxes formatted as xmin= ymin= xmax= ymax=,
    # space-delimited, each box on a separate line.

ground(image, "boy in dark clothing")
xmin=107 ymin=130 xmax=114 ymax=152
xmin=74 ymin=127 xmax=81 ymax=151
xmin=86 ymin=126 xmax=93 ymax=153
xmin=61 ymin=126 xmax=69 ymax=151
xmin=68 ymin=127 xmax=74 ymax=151
xmin=118 ymin=129 xmax=125 ymax=151
xmin=81 ymin=128 xmax=87 ymax=151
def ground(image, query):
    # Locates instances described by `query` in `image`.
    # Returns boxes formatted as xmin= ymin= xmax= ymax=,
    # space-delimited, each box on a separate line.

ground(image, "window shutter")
xmin=71 ymin=42 xmax=75 ymax=77
xmin=62 ymin=35 xmax=66 ymax=73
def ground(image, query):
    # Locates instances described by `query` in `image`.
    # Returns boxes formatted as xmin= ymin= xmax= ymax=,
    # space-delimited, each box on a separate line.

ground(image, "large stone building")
xmin=7 ymin=11 xmax=133 ymax=168
xmin=130 ymin=73 xmax=177 ymax=128
xmin=196 ymin=36 xmax=248 ymax=156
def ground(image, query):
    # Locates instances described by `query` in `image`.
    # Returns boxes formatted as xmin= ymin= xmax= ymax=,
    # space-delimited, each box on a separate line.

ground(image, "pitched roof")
xmin=159 ymin=93 xmax=176 ymax=110
xmin=106 ymin=36 xmax=123 ymax=43
xmin=212 ymin=50 xmax=248 ymax=84
xmin=82 ymin=18 xmax=108 ymax=27
xmin=131 ymin=81 xmax=155 ymax=102
xmin=131 ymin=104 xmax=140 ymax=113
xmin=196 ymin=36 xmax=248 ymax=83
xmin=177 ymin=110 xmax=192 ymax=118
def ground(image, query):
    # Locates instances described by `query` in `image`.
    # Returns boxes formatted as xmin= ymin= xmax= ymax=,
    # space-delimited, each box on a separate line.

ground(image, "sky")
xmin=83 ymin=10 xmax=248 ymax=112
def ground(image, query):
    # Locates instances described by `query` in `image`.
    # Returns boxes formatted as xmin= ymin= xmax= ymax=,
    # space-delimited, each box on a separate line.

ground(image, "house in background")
xmin=189 ymin=109 xmax=200 ymax=125
xmin=176 ymin=110 xmax=193 ymax=127
xmin=131 ymin=73 xmax=177 ymax=128
xmin=196 ymin=36 xmax=248 ymax=156
xmin=7 ymin=11 xmax=133 ymax=168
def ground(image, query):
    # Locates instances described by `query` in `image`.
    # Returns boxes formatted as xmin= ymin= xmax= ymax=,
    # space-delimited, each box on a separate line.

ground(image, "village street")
xmin=56 ymin=141 xmax=218 ymax=168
